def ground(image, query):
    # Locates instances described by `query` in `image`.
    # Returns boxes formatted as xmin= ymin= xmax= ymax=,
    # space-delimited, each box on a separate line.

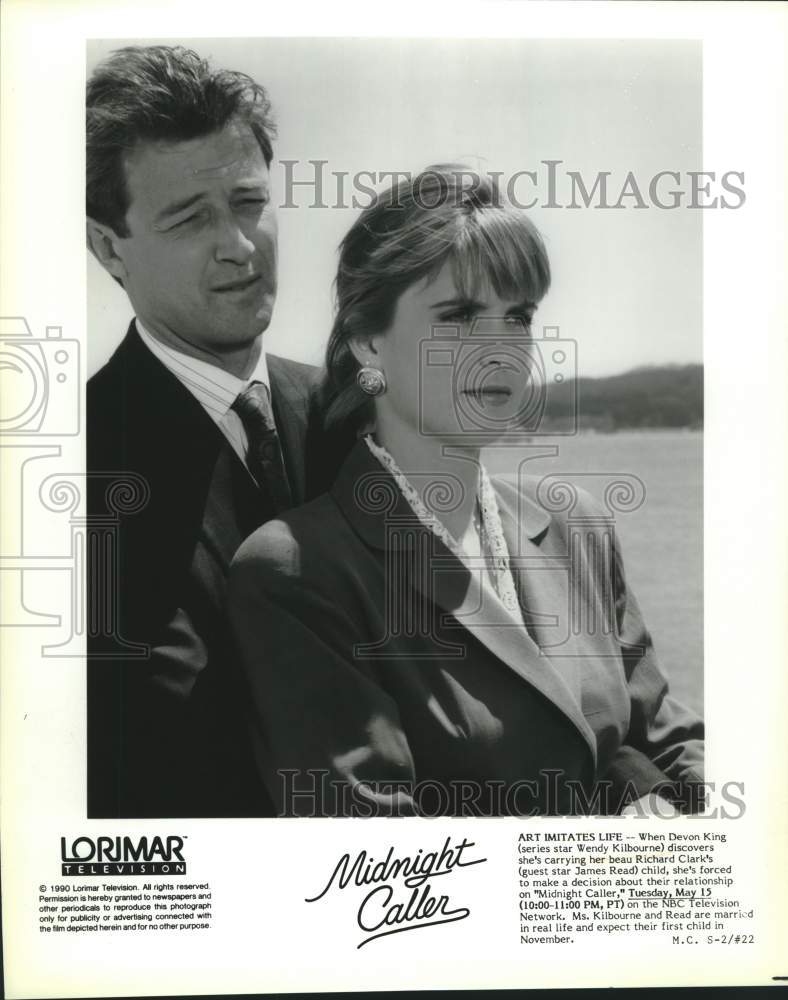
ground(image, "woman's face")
xmin=368 ymin=260 xmax=543 ymax=446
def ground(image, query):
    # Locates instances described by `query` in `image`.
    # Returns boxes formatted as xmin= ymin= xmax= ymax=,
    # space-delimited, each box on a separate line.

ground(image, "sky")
xmin=86 ymin=38 xmax=702 ymax=379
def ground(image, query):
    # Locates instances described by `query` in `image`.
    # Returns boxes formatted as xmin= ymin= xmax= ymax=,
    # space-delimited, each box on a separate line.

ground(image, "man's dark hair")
xmin=87 ymin=45 xmax=276 ymax=235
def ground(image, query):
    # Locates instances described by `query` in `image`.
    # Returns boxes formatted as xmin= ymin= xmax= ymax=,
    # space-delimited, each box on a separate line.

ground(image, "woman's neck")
xmin=372 ymin=410 xmax=481 ymax=542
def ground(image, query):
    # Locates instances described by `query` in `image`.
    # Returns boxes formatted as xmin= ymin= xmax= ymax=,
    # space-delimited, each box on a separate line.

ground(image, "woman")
xmin=228 ymin=166 xmax=704 ymax=818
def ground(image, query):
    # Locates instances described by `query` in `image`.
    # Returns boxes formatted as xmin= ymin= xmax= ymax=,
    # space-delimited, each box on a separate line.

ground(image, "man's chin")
xmin=253 ymin=306 xmax=274 ymax=331
xmin=250 ymin=293 xmax=275 ymax=332
xmin=220 ymin=299 xmax=275 ymax=340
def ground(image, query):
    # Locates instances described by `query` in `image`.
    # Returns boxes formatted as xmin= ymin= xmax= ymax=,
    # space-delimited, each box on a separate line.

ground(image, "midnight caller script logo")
xmin=306 ymin=835 xmax=486 ymax=948
xmin=60 ymin=836 xmax=187 ymax=876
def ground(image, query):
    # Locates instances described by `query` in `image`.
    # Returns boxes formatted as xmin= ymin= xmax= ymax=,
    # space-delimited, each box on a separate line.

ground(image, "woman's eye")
xmin=506 ymin=313 xmax=535 ymax=329
xmin=441 ymin=309 xmax=474 ymax=323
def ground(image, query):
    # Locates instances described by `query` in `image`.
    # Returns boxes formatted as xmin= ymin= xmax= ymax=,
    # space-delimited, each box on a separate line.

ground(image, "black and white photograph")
xmin=85 ymin=36 xmax=705 ymax=821
xmin=0 ymin=2 xmax=785 ymax=996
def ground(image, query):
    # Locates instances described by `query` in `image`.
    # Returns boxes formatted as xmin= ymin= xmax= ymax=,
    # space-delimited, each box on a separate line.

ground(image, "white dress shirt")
xmin=135 ymin=320 xmax=272 ymax=472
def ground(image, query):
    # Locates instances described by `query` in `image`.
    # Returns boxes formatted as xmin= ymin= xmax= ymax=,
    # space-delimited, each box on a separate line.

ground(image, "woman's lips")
xmin=461 ymin=385 xmax=514 ymax=404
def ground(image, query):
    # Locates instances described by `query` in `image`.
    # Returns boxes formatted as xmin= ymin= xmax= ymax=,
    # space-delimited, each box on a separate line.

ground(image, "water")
xmin=484 ymin=430 xmax=703 ymax=715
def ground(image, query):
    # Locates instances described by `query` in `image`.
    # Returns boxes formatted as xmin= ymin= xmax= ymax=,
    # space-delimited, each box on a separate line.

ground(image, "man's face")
xmin=114 ymin=121 xmax=277 ymax=363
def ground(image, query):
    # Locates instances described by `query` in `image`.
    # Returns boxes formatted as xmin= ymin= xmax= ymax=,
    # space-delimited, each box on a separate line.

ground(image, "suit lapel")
xmin=268 ymin=357 xmax=310 ymax=505
xmin=332 ymin=442 xmax=598 ymax=767
xmin=120 ymin=325 xmax=269 ymax=566
xmin=200 ymin=444 xmax=273 ymax=569
xmin=203 ymin=353 xmax=315 ymax=558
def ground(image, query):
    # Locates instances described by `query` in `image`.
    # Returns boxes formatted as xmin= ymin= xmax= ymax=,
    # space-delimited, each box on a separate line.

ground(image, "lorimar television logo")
xmin=60 ymin=836 xmax=187 ymax=876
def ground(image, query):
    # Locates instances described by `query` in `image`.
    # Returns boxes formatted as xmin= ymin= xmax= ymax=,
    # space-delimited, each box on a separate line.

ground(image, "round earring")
xmin=356 ymin=366 xmax=387 ymax=397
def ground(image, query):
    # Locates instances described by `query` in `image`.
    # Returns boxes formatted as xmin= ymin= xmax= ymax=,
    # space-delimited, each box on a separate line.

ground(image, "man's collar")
xmin=135 ymin=319 xmax=269 ymax=420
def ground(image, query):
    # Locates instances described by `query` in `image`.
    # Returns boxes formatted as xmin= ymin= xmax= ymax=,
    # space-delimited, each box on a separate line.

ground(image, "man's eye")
xmin=237 ymin=198 xmax=267 ymax=210
xmin=167 ymin=212 xmax=201 ymax=231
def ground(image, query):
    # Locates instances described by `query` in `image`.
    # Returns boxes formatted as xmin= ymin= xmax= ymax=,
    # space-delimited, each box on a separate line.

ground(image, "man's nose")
xmin=214 ymin=216 xmax=256 ymax=264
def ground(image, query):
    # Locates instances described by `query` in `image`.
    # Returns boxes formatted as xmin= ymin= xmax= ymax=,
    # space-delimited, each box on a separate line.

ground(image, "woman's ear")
xmin=348 ymin=332 xmax=384 ymax=369
xmin=86 ymin=218 xmax=128 ymax=285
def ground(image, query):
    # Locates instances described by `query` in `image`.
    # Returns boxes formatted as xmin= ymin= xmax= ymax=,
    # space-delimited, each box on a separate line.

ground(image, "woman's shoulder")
xmin=489 ymin=470 xmax=607 ymax=526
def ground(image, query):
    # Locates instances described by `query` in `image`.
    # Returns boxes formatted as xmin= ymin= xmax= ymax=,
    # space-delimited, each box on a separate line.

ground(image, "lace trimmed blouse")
xmin=363 ymin=434 xmax=525 ymax=625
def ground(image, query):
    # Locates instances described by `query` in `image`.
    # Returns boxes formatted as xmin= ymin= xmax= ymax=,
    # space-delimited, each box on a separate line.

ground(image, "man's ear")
xmin=86 ymin=218 xmax=128 ymax=285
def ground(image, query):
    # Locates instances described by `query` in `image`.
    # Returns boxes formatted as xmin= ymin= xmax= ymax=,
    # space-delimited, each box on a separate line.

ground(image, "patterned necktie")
xmin=232 ymin=381 xmax=293 ymax=513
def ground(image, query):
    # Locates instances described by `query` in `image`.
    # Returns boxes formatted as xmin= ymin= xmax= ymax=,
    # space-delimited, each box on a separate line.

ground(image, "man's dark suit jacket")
xmin=228 ymin=439 xmax=705 ymax=817
xmin=87 ymin=322 xmax=340 ymax=818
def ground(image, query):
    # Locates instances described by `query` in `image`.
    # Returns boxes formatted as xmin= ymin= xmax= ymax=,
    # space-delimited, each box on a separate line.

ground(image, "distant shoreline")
xmin=557 ymin=426 xmax=702 ymax=435
xmin=541 ymin=363 xmax=703 ymax=433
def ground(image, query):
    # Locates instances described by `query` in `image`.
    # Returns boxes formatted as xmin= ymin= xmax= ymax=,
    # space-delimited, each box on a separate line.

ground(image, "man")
xmin=86 ymin=45 xmax=331 ymax=817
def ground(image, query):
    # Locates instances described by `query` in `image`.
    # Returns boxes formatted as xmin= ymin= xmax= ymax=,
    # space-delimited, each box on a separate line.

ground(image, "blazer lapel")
xmin=496 ymin=479 xmax=610 ymax=752
xmin=435 ymin=551 xmax=597 ymax=766
xmin=332 ymin=442 xmax=598 ymax=767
